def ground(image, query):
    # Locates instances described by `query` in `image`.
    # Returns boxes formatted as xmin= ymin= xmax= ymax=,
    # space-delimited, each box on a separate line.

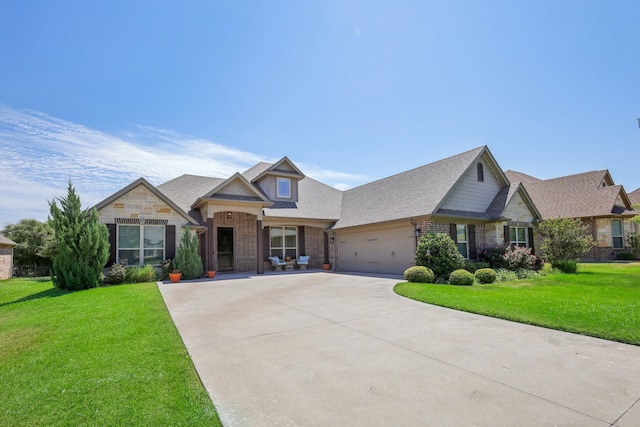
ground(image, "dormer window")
xmin=277 ymin=177 xmax=291 ymax=198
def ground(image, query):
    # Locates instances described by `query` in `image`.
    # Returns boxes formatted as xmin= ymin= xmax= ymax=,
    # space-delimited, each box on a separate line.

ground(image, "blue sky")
xmin=1 ymin=1 xmax=639 ymax=226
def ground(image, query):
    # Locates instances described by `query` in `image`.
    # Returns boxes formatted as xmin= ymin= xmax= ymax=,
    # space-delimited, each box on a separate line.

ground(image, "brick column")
xmin=207 ymin=217 xmax=215 ymax=271
xmin=257 ymin=220 xmax=264 ymax=274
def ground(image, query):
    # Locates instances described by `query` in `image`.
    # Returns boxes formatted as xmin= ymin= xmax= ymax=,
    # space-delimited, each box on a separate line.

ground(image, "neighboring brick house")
xmin=94 ymin=146 xmax=541 ymax=275
xmin=505 ymin=170 xmax=640 ymax=261
xmin=0 ymin=234 xmax=17 ymax=280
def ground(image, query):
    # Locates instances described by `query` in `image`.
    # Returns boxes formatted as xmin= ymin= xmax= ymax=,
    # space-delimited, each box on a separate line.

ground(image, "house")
xmin=0 ymin=234 xmax=17 ymax=280
xmin=95 ymin=146 xmax=541 ymax=275
xmin=505 ymin=170 xmax=640 ymax=260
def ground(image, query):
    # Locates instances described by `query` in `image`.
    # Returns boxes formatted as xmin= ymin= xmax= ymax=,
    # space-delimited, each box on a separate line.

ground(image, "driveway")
xmin=159 ymin=272 xmax=640 ymax=426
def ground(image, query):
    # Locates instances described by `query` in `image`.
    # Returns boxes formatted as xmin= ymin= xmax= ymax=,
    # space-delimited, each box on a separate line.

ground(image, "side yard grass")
xmin=0 ymin=278 xmax=221 ymax=426
xmin=394 ymin=262 xmax=640 ymax=345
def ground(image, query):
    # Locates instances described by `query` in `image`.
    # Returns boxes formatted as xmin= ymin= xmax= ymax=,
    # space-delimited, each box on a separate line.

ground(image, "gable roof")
xmin=334 ymin=146 xmax=503 ymax=229
xmin=95 ymin=177 xmax=200 ymax=225
xmin=157 ymin=174 xmax=226 ymax=214
xmin=0 ymin=234 xmax=17 ymax=246
xmin=198 ymin=172 xmax=272 ymax=205
xmin=508 ymin=170 xmax=638 ymax=219
xmin=504 ymin=170 xmax=541 ymax=184
xmin=629 ymin=188 xmax=640 ymax=207
xmin=262 ymin=176 xmax=343 ymax=220
xmin=247 ymin=156 xmax=305 ymax=182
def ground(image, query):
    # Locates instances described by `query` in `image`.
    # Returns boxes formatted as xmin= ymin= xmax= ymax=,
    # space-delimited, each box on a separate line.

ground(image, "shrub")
xmin=404 ymin=266 xmax=435 ymax=283
xmin=552 ymin=260 xmax=578 ymax=274
xmin=503 ymin=245 xmax=537 ymax=270
xmin=616 ymin=252 xmax=635 ymax=261
xmin=478 ymin=246 xmax=508 ymax=269
xmin=464 ymin=261 xmax=489 ymax=273
xmin=495 ymin=269 xmax=518 ymax=282
xmin=106 ymin=263 xmax=127 ymax=285
xmin=161 ymin=259 xmax=173 ymax=280
xmin=514 ymin=268 xmax=540 ymax=279
xmin=173 ymin=228 xmax=204 ymax=280
xmin=475 ymin=268 xmax=496 ymax=284
xmin=415 ymin=233 xmax=465 ymax=280
xmin=125 ymin=265 xmax=158 ymax=283
xmin=449 ymin=269 xmax=475 ymax=286
xmin=538 ymin=218 xmax=594 ymax=263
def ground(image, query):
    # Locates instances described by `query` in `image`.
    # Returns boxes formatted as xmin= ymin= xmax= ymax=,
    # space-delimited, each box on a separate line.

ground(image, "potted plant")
xmin=169 ymin=270 xmax=182 ymax=283
xmin=323 ymin=263 xmax=331 ymax=270
xmin=206 ymin=270 xmax=216 ymax=278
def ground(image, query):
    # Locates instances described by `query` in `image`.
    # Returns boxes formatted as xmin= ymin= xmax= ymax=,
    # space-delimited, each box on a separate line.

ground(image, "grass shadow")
xmin=0 ymin=287 xmax=69 ymax=308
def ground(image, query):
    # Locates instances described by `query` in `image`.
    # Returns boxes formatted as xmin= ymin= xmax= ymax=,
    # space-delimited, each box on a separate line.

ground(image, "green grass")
xmin=394 ymin=263 xmax=640 ymax=345
xmin=0 ymin=278 xmax=221 ymax=426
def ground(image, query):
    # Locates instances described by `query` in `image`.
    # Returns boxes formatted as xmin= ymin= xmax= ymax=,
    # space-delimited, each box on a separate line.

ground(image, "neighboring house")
xmin=629 ymin=188 xmax=640 ymax=207
xmin=0 ymin=234 xmax=17 ymax=280
xmin=94 ymin=146 xmax=541 ymax=275
xmin=505 ymin=170 xmax=640 ymax=260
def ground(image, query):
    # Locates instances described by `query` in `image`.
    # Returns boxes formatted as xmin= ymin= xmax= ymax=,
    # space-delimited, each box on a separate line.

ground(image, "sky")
xmin=1 ymin=1 xmax=639 ymax=227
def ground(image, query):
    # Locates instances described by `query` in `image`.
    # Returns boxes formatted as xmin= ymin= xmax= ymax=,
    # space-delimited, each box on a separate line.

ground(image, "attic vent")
xmin=477 ymin=163 xmax=484 ymax=182
xmin=115 ymin=218 xmax=140 ymax=224
xmin=115 ymin=218 xmax=168 ymax=225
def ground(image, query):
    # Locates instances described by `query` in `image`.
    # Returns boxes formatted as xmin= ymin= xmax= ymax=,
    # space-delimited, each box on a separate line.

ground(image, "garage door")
xmin=337 ymin=225 xmax=415 ymax=274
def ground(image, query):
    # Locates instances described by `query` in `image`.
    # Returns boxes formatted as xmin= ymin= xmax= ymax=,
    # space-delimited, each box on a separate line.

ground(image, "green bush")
xmin=464 ymin=261 xmax=490 ymax=273
xmin=474 ymin=268 xmax=496 ymax=284
xmin=404 ymin=266 xmax=435 ymax=283
xmin=174 ymin=228 xmax=204 ymax=280
xmin=495 ymin=269 xmax=518 ymax=282
xmin=551 ymin=260 xmax=578 ymax=274
xmin=415 ymin=233 xmax=465 ymax=280
xmin=449 ymin=269 xmax=475 ymax=286
xmin=106 ymin=263 xmax=127 ymax=285
xmin=478 ymin=246 xmax=508 ymax=269
xmin=616 ymin=252 xmax=635 ymax=260
xmin=125 ymin=265 xmax=158 ymax=283
xmin=503 ymin=245 xmax=538 ymax=270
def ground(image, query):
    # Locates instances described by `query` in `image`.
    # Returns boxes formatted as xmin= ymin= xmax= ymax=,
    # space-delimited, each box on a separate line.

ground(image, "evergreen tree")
xmin=49 ymin=181 xmax=110 ymax=290
xmin=1 ymin=218 xmax=55 ymax=266
xmin=173 ymin=228 xmax=203 ymax=280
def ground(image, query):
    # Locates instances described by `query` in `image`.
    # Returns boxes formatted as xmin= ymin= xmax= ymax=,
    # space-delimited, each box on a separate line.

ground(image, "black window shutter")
xmin=503 ymin=225 xmax=510 ymax=246
xmin=165 ymin=225 xmax=176 ymax=260
xmin=468 ymin=225 xmax=477 ymax=259
xmin=449 ymin=223 xmax=457 ymax=242
xmin=106 ymin=223 xmax=117 ymax=267
xmin=298 ymin=226 xmax=306 ymax=256
xmin=263 ymin=227 xmax=270 ymax=260
xmin=528 ymin=227 xmax=535 ymax=254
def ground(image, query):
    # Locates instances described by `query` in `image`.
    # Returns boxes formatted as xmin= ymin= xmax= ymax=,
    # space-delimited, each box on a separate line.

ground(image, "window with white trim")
xmin=117 ymin=225 xmax=165 ymax=265
xmin=277 ymin=177 xmax=291 ymax=198
xmin=509 ymin=227 xmax=528 ymax=248
xmin=612 ymin=219 xmax=624 ymax=249
xmin=456 ymin=224 xmax=468 ymax=258
xmin=270 ymin=226 xmax=297 ymax=259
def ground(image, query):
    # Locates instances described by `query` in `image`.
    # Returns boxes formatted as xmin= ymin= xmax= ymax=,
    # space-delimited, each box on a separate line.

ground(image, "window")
xmin=509 ymin=227 xmax=528 ymax=247
xmin=118 ymin=225 xmax=165 ymax=265
xmin=612 ymin=219 xmax=624 ymax=249
xmin=477 ymin=163 xmax=484 ymax=182
xmin=270 ymin=226 xmax=297 ymax=259
xmin=456 ymin=224 xmax=468 ymax=258
xmin=277 ymin=177 xmax=291 ymax=198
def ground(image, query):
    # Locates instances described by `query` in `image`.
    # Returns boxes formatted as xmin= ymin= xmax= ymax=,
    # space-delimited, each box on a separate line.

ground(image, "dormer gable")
xmin=197 ymin=173 xmax=271 ymax=205
xmin=249 ymin=156 xmax=305 ymax=202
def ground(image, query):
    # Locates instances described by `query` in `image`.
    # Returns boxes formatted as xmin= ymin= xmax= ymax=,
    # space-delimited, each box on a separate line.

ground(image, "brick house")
xmin=505 ymin=170 xmax=640 ymax=260
xmin=94 ymin=146 xmax=541 ymax=275
xmin=0 ymin=234 xmax=17 ymax=280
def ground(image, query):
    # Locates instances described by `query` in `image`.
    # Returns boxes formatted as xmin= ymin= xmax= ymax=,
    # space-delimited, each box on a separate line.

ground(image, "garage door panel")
xmin=338 ymin=226 xmax=415 ymax=274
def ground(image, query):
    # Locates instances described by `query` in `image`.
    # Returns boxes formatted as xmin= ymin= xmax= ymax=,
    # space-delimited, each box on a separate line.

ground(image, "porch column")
xmin=207 ymin=217 xmax=215 ymax=271
xmin=323 ymin=232 xmax=330 ymax=264
xmin=257 ymin=220 xmax=264 ymax=274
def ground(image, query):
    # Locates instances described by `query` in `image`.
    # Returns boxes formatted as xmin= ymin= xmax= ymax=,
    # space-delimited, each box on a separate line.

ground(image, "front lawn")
xmin=394 ymin=263 xmax=640 ymax=345
xmin=0 ymin=279 xmax=221 ymax=426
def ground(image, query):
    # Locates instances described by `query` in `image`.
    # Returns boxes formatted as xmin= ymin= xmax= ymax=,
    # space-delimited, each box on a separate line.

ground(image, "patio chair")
xmin=268 ymin=256 xmax=286 ymax=271
xmin=297 ymin=256 xmax=310 ymax=269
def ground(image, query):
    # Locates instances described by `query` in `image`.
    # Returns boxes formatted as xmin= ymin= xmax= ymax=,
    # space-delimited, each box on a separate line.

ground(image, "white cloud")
xmin=0 ymin=105 xmax=368 ymax=226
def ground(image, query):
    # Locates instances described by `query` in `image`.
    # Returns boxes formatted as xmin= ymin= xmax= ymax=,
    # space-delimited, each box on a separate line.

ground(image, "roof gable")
xmin=250 ymin=156 xmax=305 ymax=182
xmin=201 ymin=173 xmax=271 ymax=203
xmin=0 ymin=234 xmax=17 ymax=246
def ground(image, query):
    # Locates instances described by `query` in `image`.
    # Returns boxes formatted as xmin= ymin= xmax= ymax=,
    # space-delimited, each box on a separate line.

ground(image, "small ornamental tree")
xmin=49 ymin=181 xmax=110 ymax=290
xmin=173 ymin=228 xmax=203 ymax=280
xmin=538 ymin=218 xmax=594 ymax=264
xmin=415 ymin=232 xmax=465 ymax=280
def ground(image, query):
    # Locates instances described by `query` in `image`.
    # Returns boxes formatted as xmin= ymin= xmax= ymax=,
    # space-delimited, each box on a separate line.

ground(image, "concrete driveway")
xmin=159 ymin=272 xmax=640 ymax=426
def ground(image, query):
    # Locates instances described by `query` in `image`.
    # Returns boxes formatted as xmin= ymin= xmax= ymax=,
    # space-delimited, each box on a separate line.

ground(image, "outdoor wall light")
xmin=226 ymin=212 xmax=233 ymax=219
xmin=330 ymin=237 xmax=335 ymax=244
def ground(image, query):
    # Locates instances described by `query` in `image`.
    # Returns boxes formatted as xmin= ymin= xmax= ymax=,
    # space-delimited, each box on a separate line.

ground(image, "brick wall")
xmin=0 ymin=246 xmax=13 ymax=280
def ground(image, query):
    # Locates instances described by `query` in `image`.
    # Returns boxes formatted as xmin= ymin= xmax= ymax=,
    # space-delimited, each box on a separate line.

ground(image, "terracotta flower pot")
xmin=206 ymin=271 xmax=216 ymax=278
xmin=323 ymin=263 xmax=331 ymax=270
xmin=169 ymin=272 xmax=181 ymax=283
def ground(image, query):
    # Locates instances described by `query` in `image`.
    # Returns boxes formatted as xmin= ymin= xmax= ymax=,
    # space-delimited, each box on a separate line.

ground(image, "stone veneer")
xmin=0 ymin=246 xmax=14 ymax=280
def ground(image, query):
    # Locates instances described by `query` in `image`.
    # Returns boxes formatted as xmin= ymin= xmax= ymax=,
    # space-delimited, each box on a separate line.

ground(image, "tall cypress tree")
xmin=49 ymin=181 xmax=110 ymax=290
xmin=173 ymin=227 xmax=203 ymax=280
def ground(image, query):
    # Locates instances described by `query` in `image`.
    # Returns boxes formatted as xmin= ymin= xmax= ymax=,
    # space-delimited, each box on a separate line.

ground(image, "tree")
xmin=537 ymin=218 xmax=594 ymax=263
xmin=1 ymin=218 xmax=55 ymax=266
xmin=415 ymin=232 xmax=465 ymax=280
xmin=49 ymin=181 xmax=110 ymax=290
xmin=173 ymin=228 xmax=203 ymax=280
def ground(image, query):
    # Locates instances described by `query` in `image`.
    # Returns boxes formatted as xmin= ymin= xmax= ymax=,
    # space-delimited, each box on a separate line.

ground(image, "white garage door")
xmin=337 ymin=225 xmax=415 ymax=274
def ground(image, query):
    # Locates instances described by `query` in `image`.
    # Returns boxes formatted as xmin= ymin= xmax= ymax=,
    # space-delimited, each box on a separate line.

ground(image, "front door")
xmin=217 ymin=227 xmax=234 ymax=271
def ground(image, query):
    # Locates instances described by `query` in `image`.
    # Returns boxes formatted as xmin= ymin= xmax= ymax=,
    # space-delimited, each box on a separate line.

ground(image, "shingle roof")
xmin=157 ymin=174 xmax=226 ymax=214
xmin=334 ymin=146 xmax=490 ymax=229
xmin=0 ymin=234 xmax=17 ymax=246
xmin=262 ymin=177 xmax=342 ymax=220
xmin=504 ymin=170 xmax=541 ymax=184
xmin=629 ymin=188 xmax=640 ymax=206
xmin=509 ymin=170 xmax=637 ymax=219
